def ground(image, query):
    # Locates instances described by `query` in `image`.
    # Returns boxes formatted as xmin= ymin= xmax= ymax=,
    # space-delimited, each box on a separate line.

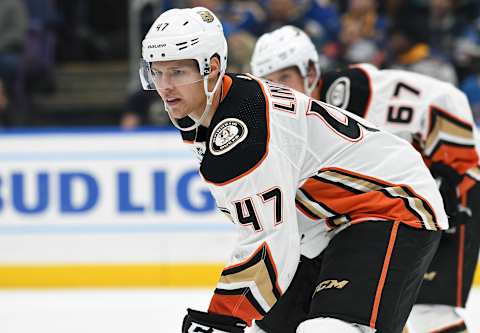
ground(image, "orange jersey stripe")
xmin=370 ymin=221 xmax=400 ymax=328
xmin=301 ymin=177 xmax=426 ymax=229
xmin=311 ymin=167 xmax=438 ymax=229
xmin=208 ymin=242 xmax=282 ymax=326
xmin=429 ymin=144 xmax=478 ymax=175
xmin=220 ymin=75 xmax=233 ymax=102
xmin=208 ymin=293 xmax=263 ymax=326
xmin=426 ymin=104 xmax=479 ymax=176
xmin=458 ymin=176 xmax=476 ymax=206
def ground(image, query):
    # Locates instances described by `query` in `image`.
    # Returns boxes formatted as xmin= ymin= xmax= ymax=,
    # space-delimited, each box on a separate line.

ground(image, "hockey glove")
xmin=182 ymin=308 xmax=247 ymax=333
xmin=430 ymin=162 xmax=463 ymax=185
xmin=430 ymin=162 xmax=473 ymax=227
xmin=430 ymin=162 xmax=461 ymax=215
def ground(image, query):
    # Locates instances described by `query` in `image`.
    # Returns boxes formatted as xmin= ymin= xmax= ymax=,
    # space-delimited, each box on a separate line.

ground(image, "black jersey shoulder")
xmin=319 ymin=67 xmax=372 ymax=118
xmin=200 ymin=74 xmax=269 ymax=185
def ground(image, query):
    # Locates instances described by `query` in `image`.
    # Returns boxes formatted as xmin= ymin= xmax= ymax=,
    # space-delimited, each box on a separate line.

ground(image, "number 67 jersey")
xmin=180 ymin=73 xmax=448 ymax=326
xmin=320 ymin=63 xmax=480 ymax=196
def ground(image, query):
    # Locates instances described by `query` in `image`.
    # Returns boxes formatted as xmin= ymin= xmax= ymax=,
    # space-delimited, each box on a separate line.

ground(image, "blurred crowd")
xmin=0 ymin=0 xmax=126 ymax=127
xmin=123 ymin=0 xmax=480 ymax=128
xmin=0 ymin=0 xmax=54 ymax=126
xmin=2 ymin=0 xmax=480 ymax=128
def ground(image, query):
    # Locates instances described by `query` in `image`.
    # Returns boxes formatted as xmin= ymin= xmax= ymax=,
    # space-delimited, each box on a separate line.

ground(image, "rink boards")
xmin=0 ymin=128 xmax=478 ymax=288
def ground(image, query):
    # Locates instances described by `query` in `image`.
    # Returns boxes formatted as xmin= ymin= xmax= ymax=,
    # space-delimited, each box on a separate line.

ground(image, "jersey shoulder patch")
xmin=324 ymin=75 xmax=351 ymax=109
xmin=209 ymin=118 xmax=249 ymax=156
xmin=320 ymin=67 xmax=372 ymax=118
xmin=200 ymin=74 xmax=269 ymax=185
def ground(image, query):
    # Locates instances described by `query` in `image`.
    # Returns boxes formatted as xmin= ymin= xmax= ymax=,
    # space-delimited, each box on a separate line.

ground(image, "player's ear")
xmin=208 ymin=55 xmax=221 ymax=79
xmin=306 ymin=61 xmax=318 ymax=86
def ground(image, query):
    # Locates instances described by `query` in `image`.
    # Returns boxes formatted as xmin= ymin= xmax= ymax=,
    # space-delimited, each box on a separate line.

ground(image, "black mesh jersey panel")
xmin=200 ymin=74 xmax=269 ymax=185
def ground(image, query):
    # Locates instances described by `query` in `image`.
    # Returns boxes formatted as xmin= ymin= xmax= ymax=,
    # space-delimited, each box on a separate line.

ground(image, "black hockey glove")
xmin=430 ymin=162 xmax=463 ymax=185
xmin=182 ymin=308 xmax=247 ymax=333
xmin=430 ymin=162 xmax=472 ymax=227
xmin=430 ymin=162 xmax=462 ymax=216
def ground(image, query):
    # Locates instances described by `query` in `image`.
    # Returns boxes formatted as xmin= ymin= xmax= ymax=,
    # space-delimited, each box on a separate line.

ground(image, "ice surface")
xmin=0 ymin=288 xmax=479 ymax=332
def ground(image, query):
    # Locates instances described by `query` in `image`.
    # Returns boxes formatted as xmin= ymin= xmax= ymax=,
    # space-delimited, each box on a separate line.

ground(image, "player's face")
xmin=265 ymin=67 xmax=305 ymax=93
xmin=151 ymin=60 xmax=205 ymax=119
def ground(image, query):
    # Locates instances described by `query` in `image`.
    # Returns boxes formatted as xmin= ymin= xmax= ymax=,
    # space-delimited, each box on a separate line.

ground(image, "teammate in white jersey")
xmin=251 ymin=25 xmax=480 ymax=333
xmin=141 ymin=9 xmax=447 ymax=333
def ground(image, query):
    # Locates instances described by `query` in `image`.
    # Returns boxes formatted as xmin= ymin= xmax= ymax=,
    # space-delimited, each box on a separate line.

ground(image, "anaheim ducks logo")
xmin=209 ymin=118 xmax=248 ymax=156
xmin=198 ymin=10 xmax=214 ymax=23
xmin=326 ymin=76 xmax=351 ymax=109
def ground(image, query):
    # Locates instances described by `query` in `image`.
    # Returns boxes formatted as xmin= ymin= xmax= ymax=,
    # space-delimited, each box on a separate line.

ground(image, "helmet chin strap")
xmin=167 ymin=70 xmax=225 ymax=132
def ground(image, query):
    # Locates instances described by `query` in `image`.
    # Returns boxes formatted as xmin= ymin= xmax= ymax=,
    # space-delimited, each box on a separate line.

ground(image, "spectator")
xmin=386 ymin=6 xmax=458 ymax=85
xmin=261 ymin=0 xmax=340 ymax=47
xmin=453 ymin=17 xmax=480 ymax=81
xmin=0 ymin=0 xmax=28 ymax=126
xmin=181 ymin=0 xmax=265 ymax=37
xmin=0 ymin=80 xmax=7 ymax=116
xmin=342 ymin=0 xmax=388 ymax=45
xmin=185 ymin=0 xmax=264 ymax=71
xmin=227 ymin=31 xmax=257 ymax=72
xmin=23 ymin=0 xmax=60 ymax=94
xmin=336 ymin=0 xmax=387 ymax=66
xmin=428 ymin=0 xmax=470 ymax=63
xmin=460 ymin=58 xmax=480 ymax=125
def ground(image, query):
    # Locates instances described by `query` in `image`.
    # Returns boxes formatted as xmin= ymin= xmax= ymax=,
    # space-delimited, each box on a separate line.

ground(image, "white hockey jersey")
xmin=179 ymin=73 xmax=448 ymax=326
xmin=320 ymin=63 xmax=480 ymax=208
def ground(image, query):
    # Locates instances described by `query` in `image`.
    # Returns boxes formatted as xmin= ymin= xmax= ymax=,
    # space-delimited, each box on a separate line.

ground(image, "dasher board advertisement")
xmin=0 ymin=128 xmax=235 ymax=287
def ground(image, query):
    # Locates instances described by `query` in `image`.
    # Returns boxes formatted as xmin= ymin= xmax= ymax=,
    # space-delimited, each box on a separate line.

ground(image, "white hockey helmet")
xmin=250 ymin=25 xmax=320 ymax=96
xmin=140 ymin=7 xmax=228 ymax=131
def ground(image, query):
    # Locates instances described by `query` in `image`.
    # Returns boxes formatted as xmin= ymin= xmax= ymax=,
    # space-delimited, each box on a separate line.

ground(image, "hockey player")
xmin=251 ymin=25 xmax=480 ymax=333
xmin=141 ymin=8 xmax=448 ymax=333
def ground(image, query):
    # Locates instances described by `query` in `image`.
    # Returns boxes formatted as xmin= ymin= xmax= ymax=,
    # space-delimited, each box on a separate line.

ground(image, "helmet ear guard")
xmin=139 ymin=7 xmax=228 ymax=131
xmin=250 ymin=25 xmax=320 ymax=96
